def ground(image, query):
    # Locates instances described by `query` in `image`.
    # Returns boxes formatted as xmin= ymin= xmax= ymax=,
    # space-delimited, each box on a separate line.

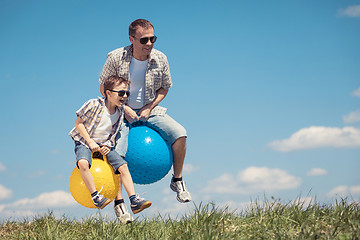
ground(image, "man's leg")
xmin=172 ymin=136 xmax=187 ymax=179
xmin=146 ymin=114 xmax=192 ymax=203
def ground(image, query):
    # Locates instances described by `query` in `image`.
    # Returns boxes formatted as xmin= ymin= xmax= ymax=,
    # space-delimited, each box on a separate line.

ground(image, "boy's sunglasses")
xmin=108 ymin=89 xmax=130 ymax=97
xmin=132 ymin=35 xmax=157 ymax=44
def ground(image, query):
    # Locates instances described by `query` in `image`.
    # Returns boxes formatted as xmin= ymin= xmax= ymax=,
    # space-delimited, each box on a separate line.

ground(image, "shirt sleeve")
xmin=161 ymin=55 xmax=172 ymax=89
xmin=76 ymin=99 xmax=96 ymax=123
xmin=99 ymin=52 xmax=117 ymax=85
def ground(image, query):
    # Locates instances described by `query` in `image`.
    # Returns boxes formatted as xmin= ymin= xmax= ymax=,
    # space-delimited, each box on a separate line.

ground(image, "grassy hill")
xmin=1 ymin=197 xmax=359 ymax=239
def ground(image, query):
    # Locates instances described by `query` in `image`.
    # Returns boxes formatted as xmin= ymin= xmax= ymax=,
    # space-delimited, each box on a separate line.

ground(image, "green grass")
xmin=1 ymin=197 xmax=359 ymax=239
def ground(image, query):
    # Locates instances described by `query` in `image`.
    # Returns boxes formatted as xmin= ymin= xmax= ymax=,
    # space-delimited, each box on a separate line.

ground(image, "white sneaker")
xmin=170 ymin=178 xmax=192 ymax=203
xmin=114 ymin=202 xmax=133 ymax=224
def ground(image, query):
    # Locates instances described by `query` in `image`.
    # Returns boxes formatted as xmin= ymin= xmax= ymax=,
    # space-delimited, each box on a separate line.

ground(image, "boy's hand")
xmin=88 ymin=139 xmax=100 ymax=152
xmin=125 ymin=106 xmax=139 ymax=124
xmin=100 ymin=145 xmax=110 ymax=156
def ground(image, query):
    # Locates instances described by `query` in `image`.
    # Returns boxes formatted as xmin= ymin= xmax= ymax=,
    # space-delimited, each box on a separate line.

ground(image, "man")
xmin=99 ymin=19 xmax=192 ymax=210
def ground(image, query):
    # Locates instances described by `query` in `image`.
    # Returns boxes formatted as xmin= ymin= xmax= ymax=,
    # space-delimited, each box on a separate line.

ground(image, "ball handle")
xmin=92 ymin=151 xmax=108 ymax=163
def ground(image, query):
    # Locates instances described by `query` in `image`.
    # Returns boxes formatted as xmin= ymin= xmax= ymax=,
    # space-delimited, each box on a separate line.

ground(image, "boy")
xmin=69 ymin=76 xmax=151 ymax=224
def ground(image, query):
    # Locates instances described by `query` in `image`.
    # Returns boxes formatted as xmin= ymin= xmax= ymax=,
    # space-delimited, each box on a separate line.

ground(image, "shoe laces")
xmin=92 ymin=186 xmax=104 ymax=200
xmin=180 ymin=181 xmax=188 ymax=191
xmin=175 ymin=180 xmax=187 ymax=191
xmin=134 ymin=192 xmax=146 ymax=202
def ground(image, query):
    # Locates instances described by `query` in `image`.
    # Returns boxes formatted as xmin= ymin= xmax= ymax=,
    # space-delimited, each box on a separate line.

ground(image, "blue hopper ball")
xmin=126 ymin=126 xmax=173 ymax=184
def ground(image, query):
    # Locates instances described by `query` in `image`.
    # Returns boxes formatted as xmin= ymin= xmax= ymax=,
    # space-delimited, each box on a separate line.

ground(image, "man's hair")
xmin=129 ymin=19 xmax=154 ymax=37
xmin=103 ymin=76 xmax=128 ymax=95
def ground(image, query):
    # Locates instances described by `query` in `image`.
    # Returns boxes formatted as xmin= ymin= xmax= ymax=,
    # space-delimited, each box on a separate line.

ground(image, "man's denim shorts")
xmin=74 ymin=141 xmax=127 ymax=174
xmin=115 ymin=113 xmax=187 ymax=157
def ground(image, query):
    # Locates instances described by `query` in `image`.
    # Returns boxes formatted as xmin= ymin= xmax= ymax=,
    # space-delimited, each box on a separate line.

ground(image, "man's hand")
xmin=88 ymin=139 xmax=100 ymax=152
xmin=100 ymin=145 xmax=110 ymax=156
xmin=138 ymin=104 xmax=152 ymax=122
xmin=124 ymin=106 xmax=140 ymax=124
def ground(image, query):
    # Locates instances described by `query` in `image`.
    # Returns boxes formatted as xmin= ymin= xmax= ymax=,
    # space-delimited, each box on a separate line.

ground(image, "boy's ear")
xmin=104 ymin=89 xmax=109 ymax=98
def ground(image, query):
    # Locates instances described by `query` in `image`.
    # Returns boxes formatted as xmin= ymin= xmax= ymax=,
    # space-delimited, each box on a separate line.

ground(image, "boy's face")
xmin=106 ymin=82 xmax=129 ymax=107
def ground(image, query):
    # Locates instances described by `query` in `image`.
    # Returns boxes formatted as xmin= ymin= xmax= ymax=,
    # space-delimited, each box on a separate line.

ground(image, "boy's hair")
xmin=103 ymin=76 xmax=128 ymax=96
xmin=129 ymin=19 xmax=154 ymax=37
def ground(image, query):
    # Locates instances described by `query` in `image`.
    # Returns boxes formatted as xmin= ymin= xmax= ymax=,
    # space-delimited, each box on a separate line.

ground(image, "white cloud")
xmin=0 ymin=162 xmax=5 ymax=171
xmin=343 ymin=109 xmax=360 ymax=124
xmin=182 ymin=164 xmax=199 ymax=175
xmin=0 ymin=191 xmax=76 ymax=213
xmin=203 ymin=166 xmax=301 ymax=194
xmin=327 ymin=185 xmax=360 ymax=198
xmin=268 ymin=126 xmax=360 ymax=152
xmin=352 ymin=87 xmax=360 ymax=97
xmin=0 ymin=185 xmax=12 ymax=200
xmin=307 ymin=168 xmax=328 ymax=176
xmin=338 ymin=5 xmax=360 ymax=17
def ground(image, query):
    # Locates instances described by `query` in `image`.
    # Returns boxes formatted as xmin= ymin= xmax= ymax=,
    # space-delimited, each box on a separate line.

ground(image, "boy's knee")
xmin=117 ymin=163 xmax=129 ymax=175
xmin=78 ymin=159 xmax=90 ymax=170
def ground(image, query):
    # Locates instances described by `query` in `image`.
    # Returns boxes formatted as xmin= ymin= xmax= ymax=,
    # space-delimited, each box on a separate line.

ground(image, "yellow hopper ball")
xmin=69 ymin=155 xmax=120 ymax=209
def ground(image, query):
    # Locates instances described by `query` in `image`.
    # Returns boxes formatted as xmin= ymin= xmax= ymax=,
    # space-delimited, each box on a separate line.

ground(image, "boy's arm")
xmin=74 ymin=117 xmax=100 ymax=152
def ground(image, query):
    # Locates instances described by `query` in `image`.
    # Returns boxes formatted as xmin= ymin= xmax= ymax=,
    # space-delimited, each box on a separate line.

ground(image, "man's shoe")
xmin=170 ymin=178 xmax=192 ymax=203
xmin=114 ymin=202 xmax=133 ymax=224
xmin=130 ymin=195 xmax=152 ymax=214
xmin=92 ymin=193 xmax=112 ymax=209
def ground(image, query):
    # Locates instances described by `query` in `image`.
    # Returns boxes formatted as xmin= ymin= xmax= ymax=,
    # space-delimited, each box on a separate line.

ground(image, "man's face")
xmin=107 ymin=82 xmax=129 ymax=107
xmin=129 ymin=26 xmax=155 ymax=61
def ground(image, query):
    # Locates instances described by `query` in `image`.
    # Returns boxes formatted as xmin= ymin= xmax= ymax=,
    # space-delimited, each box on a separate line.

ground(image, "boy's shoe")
xmin=130 ymin=195 xmax=152 ymax=214
xmin=170 ymin=178 xmax=192 ymax=203
xmin=92 ymin=193 xmax=112 ymax=209
xmin=114 ymin=202 xmax=133 ymax=224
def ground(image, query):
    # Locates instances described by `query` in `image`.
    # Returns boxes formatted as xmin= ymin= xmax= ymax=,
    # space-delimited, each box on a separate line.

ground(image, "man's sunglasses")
xmin=133 ymin=35 xmax=157 ymax=44
xmin=108 ymin=89 xmax=130 ymax=97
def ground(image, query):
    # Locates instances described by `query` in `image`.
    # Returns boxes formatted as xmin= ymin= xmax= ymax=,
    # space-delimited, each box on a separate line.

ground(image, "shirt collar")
xmin=98 ymin=97 xmax=124 ymax=112
xmin=124 ymin=44 xmax=156 ymax=63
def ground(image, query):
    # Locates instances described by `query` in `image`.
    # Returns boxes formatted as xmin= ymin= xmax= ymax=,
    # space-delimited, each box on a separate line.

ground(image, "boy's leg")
xmin=78 ymin=159 xmax=96 ymax=194
xmin=117 ymin=164 xmax=135 ymax=197
xmin=115 ymin=177 xmax=123 ymax=201
xmin=114 ymin=121 xmax=129 ymax=158
xmin=116 ymin=164 xmax=151 ymax=214
xmin=107 ymin=150 xmax=150 ymax=218
xmin=107 ymin=150 xmax=135 ymax=197
xmin=75 ymin=142 xmax=111 ymax=209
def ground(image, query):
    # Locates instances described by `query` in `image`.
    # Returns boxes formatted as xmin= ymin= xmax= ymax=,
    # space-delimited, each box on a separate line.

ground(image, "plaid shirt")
xmin=99 ymin=45 xmax=172 ymax=116
xmin=69 ymin=97 xmax=124 ymax=148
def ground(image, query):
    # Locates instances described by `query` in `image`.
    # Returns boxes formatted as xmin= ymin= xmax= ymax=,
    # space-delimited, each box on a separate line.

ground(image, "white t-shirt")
xmin=128 ymin=57 xmax=148 ymax=109
xmin=92 ymin=108 xmax=120 ymax=144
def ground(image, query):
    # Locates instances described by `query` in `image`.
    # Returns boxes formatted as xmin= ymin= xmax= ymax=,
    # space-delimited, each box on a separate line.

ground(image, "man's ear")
xmin=129 ymin=35 xmax=134 ymax=44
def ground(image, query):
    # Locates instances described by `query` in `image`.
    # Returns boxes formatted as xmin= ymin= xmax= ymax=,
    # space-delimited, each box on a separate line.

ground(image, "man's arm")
xmin=138 ymin=87 xmax=168 ymax=121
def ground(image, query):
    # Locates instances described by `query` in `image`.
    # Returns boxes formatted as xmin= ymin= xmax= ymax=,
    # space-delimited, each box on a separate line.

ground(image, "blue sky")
xmin=0 ymin=0 xmax=359 ymax=221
